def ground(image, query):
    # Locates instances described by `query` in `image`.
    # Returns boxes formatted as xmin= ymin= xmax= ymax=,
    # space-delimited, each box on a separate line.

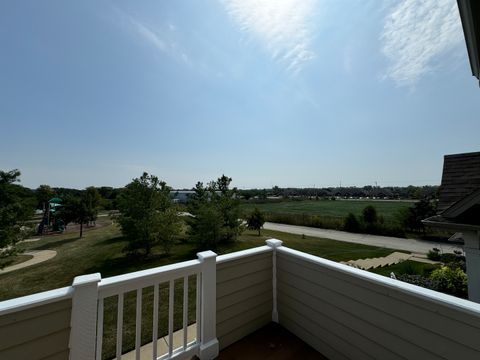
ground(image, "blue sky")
xmin=0 ymin=0 xmax=478 ymax=189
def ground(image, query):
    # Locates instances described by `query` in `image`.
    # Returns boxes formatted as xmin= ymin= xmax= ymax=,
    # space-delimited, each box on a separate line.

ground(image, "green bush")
xmin=427 ymin=248 xmax=441 ymax=261
xmin=344 ymin=213 xmax=361 ymax=233
xmin=430 ymin=266 xmax=468 ymax=298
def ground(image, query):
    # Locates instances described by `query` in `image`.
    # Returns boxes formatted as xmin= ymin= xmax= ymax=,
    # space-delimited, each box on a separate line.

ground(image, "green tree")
xmin=362 ymin=205 xmax=378 ymax=225
xmin=215 ymin=175 xmax=243 ymax=241
xmin=83 ymin=186 xmax=101 ymax=224
xmin=361 ymin=205 xmax=379 ymax=233
xmin=187 ymin=175 xmax=243 ymax=249
xmin=187 ymin=182 xmax=223 ymax=249
xmin=399 ymin=197 xmax=436 ymax=234
xmin=61 ymin=196 xmax=89 ymax=238
xmin=157 ymin=207 xmax=182 ymax=255
xmin=35 ymin=185 xmax=55 ymax=211
xmin=246 ymin=208 xmax=266 ymax=236
xmin=0 ymin=170 xmax=34 ymax=261
xmin=117 ymin=172 xmax=180 ymax=256
xmin=59 ymin=187 xmax=101 ymax=238
xmin=344 ymin=213 xmax=361 ymax=233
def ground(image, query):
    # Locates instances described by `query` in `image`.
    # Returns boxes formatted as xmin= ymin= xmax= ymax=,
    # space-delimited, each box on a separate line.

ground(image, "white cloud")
xmin=221 ymin=0 xmax=317 ymax=74
xmin=118 ymin=11 xmax=191 ymax=66
xmin=380 ymin=0 xmax=463 ymax=87
xmin=131 ymin=19 xmax=168 ymax=53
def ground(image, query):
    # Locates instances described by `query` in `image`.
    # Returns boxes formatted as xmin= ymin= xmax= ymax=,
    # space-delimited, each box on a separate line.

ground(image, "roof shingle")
xmin=438 ymin=151 xmax=480 ymax=213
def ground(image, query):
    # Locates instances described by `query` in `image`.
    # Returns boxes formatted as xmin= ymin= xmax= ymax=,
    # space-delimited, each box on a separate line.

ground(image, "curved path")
xmin=263 ymin=222 xmax=462 ymax=254
xmin=0 ymin=250 xmax=57 ymax=275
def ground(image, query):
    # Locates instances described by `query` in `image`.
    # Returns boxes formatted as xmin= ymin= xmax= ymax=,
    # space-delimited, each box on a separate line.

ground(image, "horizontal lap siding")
xmin=0 ymin=299 xmax=71 ymax=360
xmin=277 ymin=253 xmax=480 ymax=360
xmin=216 ymin=252 xmax=273 ymax=350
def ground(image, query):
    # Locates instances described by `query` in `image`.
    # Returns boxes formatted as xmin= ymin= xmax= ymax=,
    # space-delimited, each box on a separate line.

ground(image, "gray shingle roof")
xmin=438 ymin=151 xmax=480 ymax=213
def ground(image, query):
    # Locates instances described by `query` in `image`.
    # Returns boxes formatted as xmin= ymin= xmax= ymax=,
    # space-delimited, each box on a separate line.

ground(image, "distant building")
xmin=171 ymin=190 xmax=195 ymax=203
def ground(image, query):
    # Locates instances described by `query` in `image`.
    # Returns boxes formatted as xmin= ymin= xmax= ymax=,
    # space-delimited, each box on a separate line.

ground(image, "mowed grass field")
xmin=240 ymin=199 xmax=416 ymax=223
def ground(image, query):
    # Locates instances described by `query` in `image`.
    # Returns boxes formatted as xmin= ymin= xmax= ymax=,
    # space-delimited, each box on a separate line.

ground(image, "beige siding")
xmin=0 ymin=299 xmax=71 ymax=360
xmin=277 ymin=252 xmax=480 ymax=360
xmin=216 ymin=252 xmax=273 ymax=350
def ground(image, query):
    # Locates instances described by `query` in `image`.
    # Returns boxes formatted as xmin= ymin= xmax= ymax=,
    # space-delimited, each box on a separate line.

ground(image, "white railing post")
xmin=197 ymin=250 xmax=219 ymax=359
xmin=266 ymin=239 xmax=283 ymax=323
xmin=69 ymin=273 xmax=101 ymax=360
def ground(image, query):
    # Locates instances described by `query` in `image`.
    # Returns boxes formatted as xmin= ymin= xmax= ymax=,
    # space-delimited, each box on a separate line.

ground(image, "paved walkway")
xmin=264 ymin=222 xmax=462 ymax=254
xmin=22 ymin=237 xmax=41 ymax=243
xmin=0 ymin=250 xmax=57 ymax=275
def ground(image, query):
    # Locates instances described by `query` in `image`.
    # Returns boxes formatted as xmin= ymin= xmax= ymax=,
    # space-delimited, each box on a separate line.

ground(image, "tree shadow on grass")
xmin=33 ymin=236 xmax=81 ymax=250
xmin=94 ymin=236 xmax=127 ymax=247
xmin=84 ymin=253 xmax=171 ymax=278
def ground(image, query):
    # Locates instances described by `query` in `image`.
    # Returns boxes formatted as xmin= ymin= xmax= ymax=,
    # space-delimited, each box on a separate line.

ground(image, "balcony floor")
xmin=216 ymin=322 xmax=327 ymax=360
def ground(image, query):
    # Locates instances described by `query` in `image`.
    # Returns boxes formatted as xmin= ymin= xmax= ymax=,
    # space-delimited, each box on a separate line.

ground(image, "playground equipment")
xmin=37 ymin=197 xmax=65 ymax=235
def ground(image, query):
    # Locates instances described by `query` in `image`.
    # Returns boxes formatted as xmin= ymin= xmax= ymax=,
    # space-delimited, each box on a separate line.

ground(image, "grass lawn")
xmin=240 ymin=199 xmax=415 ymax=223
xmin=370 ymin=260 xmax=439 ymax=277
xmin=0 ymin=222 xmax=397 ymax=300
xmin=0 ymin=220 xmax=400 ymax=358
xmin=0 ymin=254 xmax=34 ymax=269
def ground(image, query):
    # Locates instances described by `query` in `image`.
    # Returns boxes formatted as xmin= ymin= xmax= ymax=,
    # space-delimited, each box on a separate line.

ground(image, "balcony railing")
xmin=1 ymin=239 xmax=480 ymax=359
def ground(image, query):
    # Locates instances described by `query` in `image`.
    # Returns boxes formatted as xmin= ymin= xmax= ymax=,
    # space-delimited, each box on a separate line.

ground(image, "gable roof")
xmin=437 ymin=151 xmax=480 ymax=214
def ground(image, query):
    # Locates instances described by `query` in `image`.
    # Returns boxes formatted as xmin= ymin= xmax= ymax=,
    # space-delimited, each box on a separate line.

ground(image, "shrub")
xmin=246 ymin=208 xmax=266 ymax=236
xmin=397 ymin=274 xmax=440 ymax=289
xmin=430 ymin=266 xmax=468 ymax=298
xmin=344 ymin=213 xmax=361 ymax=233
xmin=427 ymin=248 xmax=441 ymax=261
xmin=362 ymin=205 xmax=378 ymax=225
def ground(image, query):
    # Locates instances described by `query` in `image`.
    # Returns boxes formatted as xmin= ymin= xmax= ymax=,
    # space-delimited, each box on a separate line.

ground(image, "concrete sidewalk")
xmin=0 ymin=250 xmax=57 ymax=275
xmin=264 ymin=222 xmax=462 ymax=254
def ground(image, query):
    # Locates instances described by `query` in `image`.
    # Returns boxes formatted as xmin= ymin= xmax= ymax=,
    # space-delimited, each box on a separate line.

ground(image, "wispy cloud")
xmin=221 ymin=0 xmax=317 ymax=74
xmin=116 ymin=9 xmax=191 ymax=66
xmin=380 ymin=0 xmax=463 ymax=87
xmin=132 ymin=19 xmax=168 ymax=53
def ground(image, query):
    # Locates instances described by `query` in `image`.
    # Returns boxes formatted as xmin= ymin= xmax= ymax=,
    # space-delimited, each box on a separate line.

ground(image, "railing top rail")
xmin=278 ymin=246 xmax=480 ymax=317
xmin=98 ymin=259 xmax=201 ymax=298
xmin=216 ymin=245 xmax=271 ymax=264
xmin=0 ymin=286 xmax=73 ymax=316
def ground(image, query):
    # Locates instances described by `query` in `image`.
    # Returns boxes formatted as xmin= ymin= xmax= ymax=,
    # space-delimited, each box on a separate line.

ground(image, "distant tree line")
xmin=239 ymin=185 xmax=439 ymax=201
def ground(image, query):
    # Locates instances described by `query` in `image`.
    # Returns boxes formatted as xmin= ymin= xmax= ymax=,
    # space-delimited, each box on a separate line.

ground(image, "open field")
xmin=240 ymin=199 xmax=415 ymax=223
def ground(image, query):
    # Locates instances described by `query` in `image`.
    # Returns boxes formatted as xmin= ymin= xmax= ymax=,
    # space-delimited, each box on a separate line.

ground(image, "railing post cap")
xmin=266 ymin=239 xmax=283 ymax=248
xmin=72 ymin=273 xmax=101 ymax=287
xmin=197 ymin=250 xmax=217 ymax=261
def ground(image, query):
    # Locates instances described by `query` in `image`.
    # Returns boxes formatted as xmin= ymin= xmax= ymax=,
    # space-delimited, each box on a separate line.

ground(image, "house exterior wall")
xmin=276 ymin=248 xmax=480 ymax=360
xmin=216 ymin=250 xmax=273 ymax=350
xmin=0 ymin=298 xmax=72 ymax=360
